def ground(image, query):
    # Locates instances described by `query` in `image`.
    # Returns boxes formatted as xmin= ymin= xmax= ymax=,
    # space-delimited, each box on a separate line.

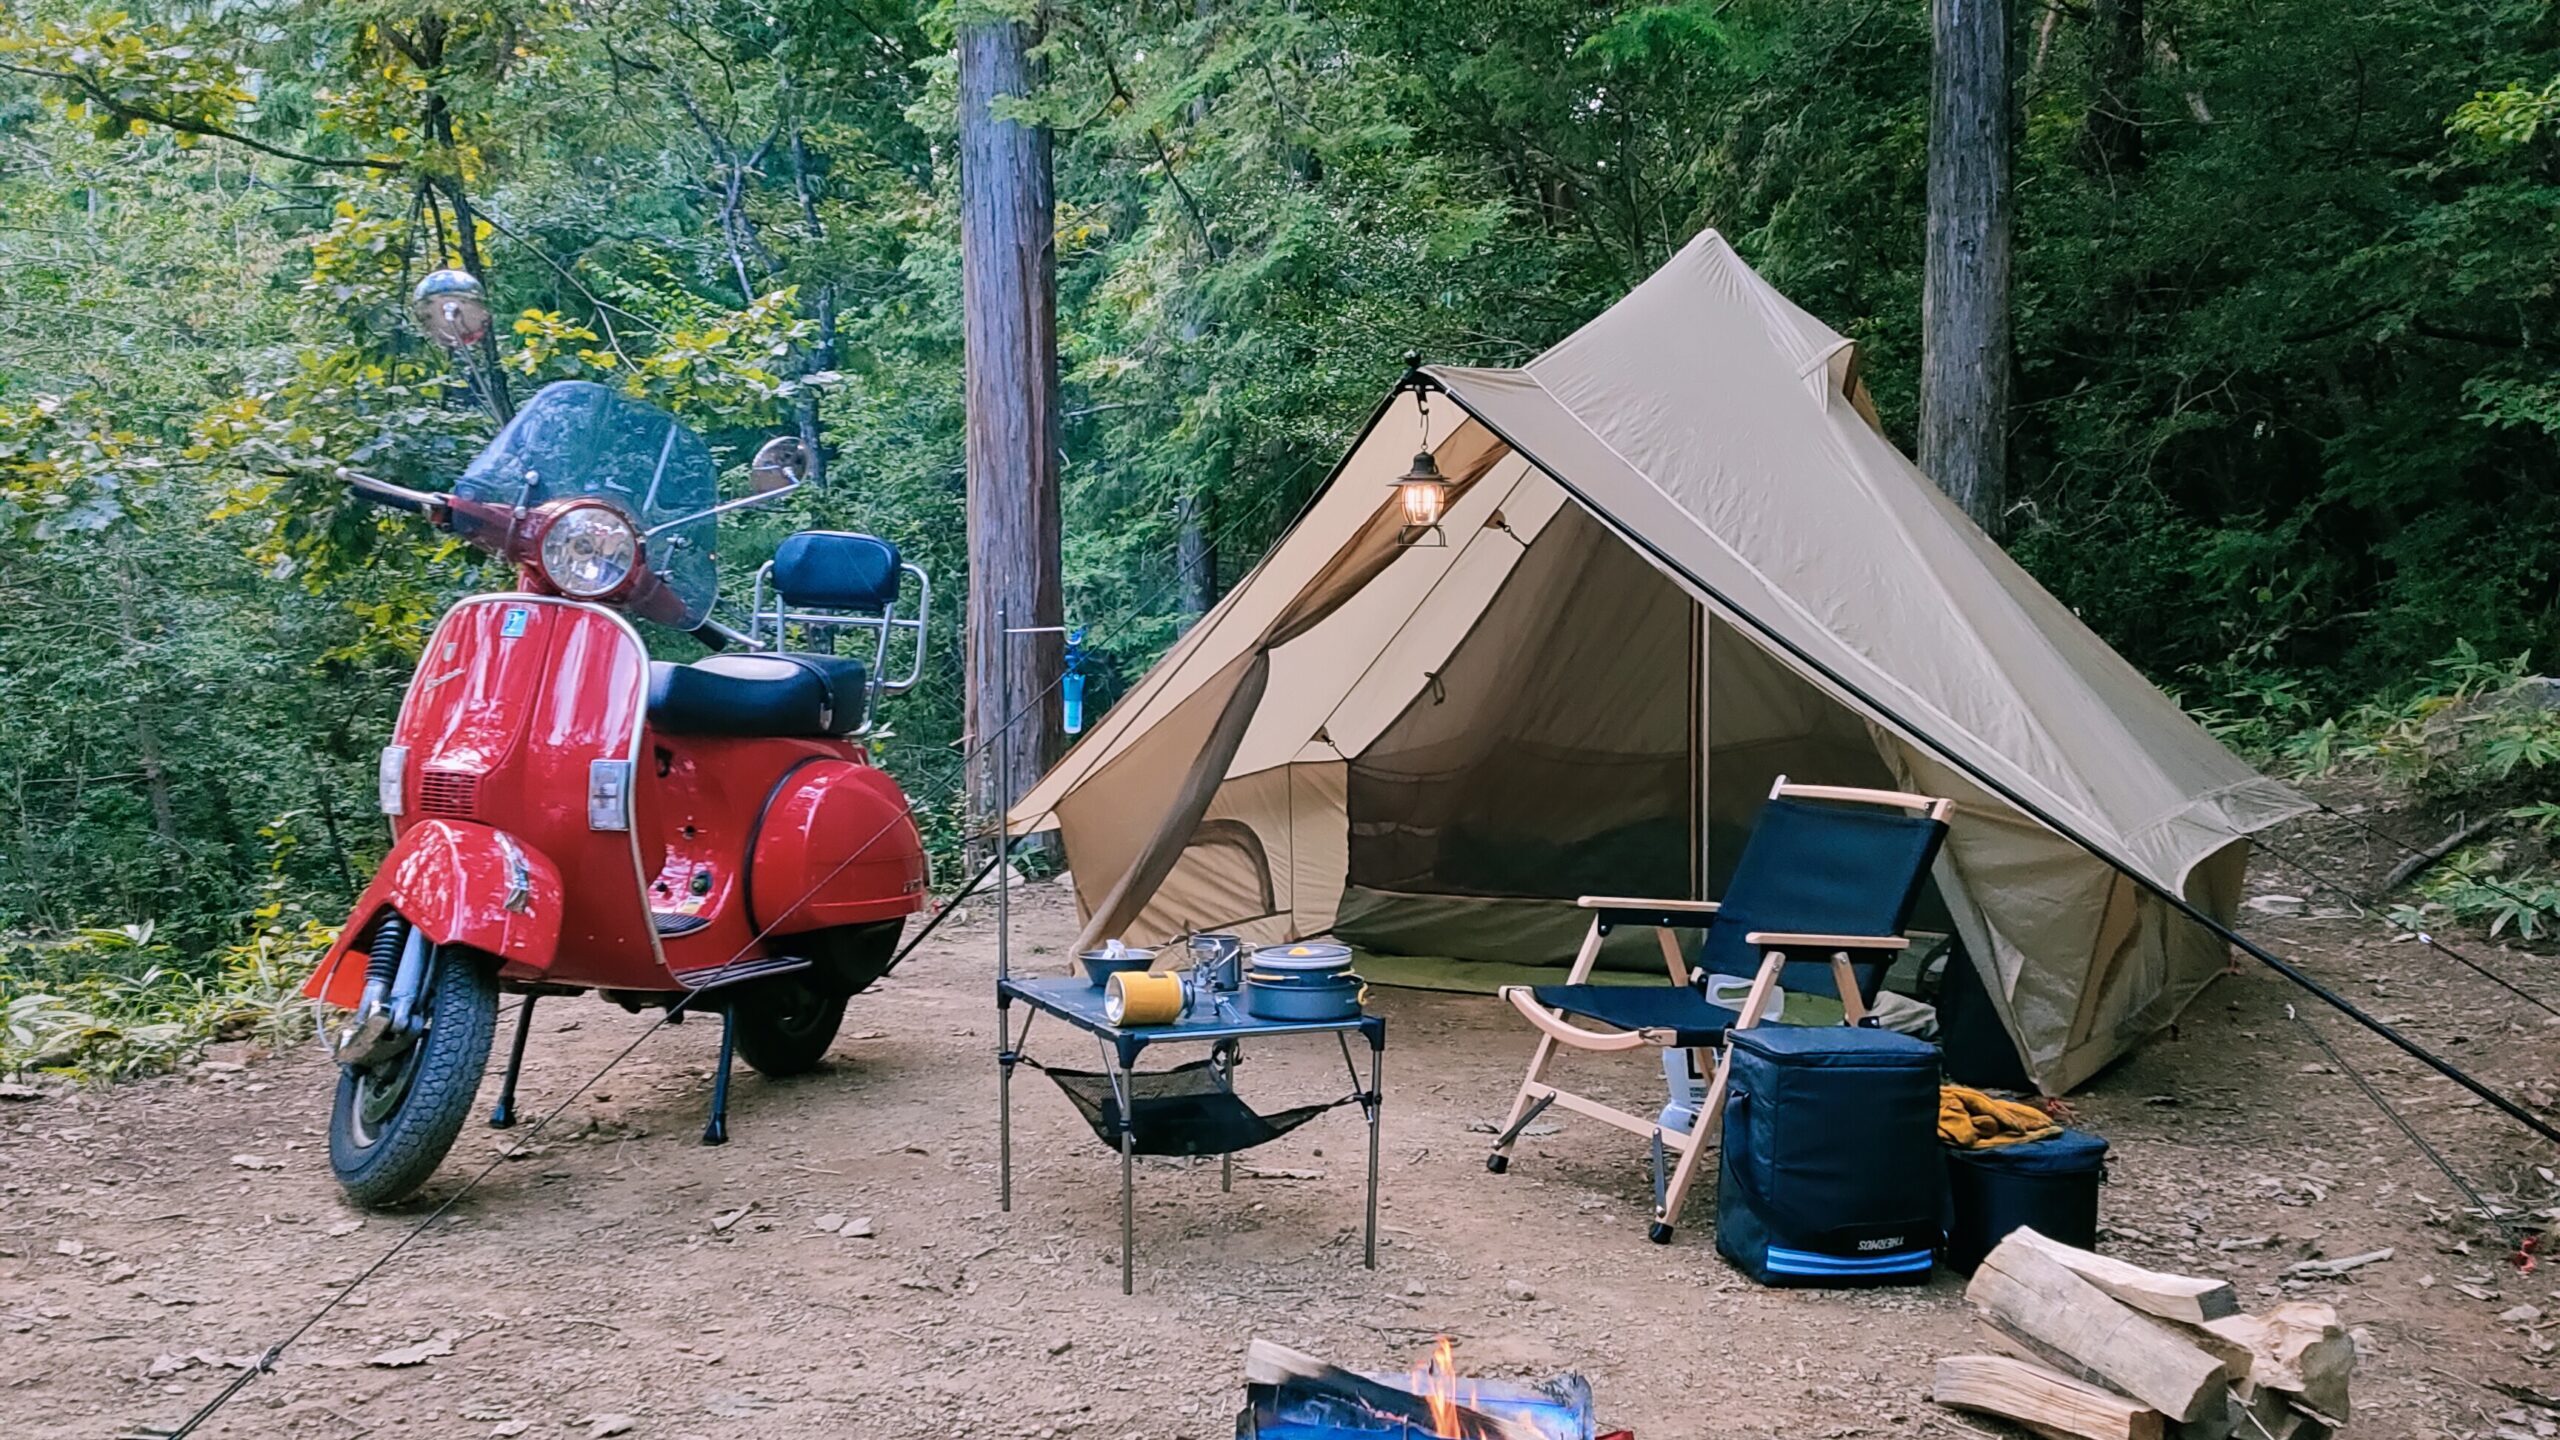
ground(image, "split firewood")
xmin=1966 ymin=1233 xmax=2230 ymax=1424
xmin=1932 ymin=1353 xmax=2165 ymax=1440
xmin=2004 ymin=1227 xmax=2239 ymax=1324
xmin=2236 ymin=1382 xmax=2335 ymax=1440
xmin=2184 ymin=1303 xmax=2353 ymax=1424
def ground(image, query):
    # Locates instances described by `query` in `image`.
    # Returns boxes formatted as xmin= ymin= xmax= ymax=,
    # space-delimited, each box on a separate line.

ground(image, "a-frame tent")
xmin=1010 ymin=230 xmax=2308 ymax=1093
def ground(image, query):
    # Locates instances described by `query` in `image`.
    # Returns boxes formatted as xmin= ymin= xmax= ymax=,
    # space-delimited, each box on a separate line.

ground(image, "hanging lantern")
xmin=411 ymin=268 xmax=491 ymax=351
xmin=1395 ymin=448 xmax=1451 ymax=540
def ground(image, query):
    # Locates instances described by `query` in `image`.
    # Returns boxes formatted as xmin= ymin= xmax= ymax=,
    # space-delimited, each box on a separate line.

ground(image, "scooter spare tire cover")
xmin=329 ymin=942 xmax=499 ymax=1208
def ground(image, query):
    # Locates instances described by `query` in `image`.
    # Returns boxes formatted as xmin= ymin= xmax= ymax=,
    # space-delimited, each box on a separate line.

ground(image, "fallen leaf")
xmin=589 ymin=1415 xmax=635 ymax=1437
xmin=368 ymin=1336 xmax=455 ymax=1368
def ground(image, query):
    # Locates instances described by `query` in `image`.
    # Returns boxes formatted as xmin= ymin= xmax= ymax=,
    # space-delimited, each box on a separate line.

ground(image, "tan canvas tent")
xmin=1010 ymin=230 xmax=2309 ymax=1094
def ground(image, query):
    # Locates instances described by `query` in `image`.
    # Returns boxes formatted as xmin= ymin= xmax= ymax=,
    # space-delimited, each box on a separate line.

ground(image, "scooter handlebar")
xmin=338 ymin=467 xmax=449 ymax=519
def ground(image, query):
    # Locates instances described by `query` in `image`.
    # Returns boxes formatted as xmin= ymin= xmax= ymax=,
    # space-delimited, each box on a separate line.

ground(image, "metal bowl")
xmin=1079 ymin=947 xmax=1157 ymax=988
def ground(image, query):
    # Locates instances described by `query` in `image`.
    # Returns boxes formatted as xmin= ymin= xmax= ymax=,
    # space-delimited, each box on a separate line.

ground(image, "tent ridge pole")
xmin=1428 ymin=384 xmax=2560 ymax=1148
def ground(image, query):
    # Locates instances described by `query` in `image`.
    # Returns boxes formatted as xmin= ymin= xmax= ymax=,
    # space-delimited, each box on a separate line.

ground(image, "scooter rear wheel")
xmin=804 ymin=919 xmax=905 ymax=997
xmin=329 ymin=940 xmax=499 ymax=1208
xmin=730 ymin=977 xmax=846 ymax=1077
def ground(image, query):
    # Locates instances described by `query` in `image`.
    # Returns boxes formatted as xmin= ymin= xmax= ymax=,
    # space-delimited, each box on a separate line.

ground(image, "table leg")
xmin=1121 ymin=1125 xmax=1136 ymax=1296
xmin=1099 ymin=1035 xmax=1137 ymax=1297
xmin=1365 ymin=1039 xmax=1382 ymax=1270
xmin=997 ymin=997 xmax=1017 ymax=1211
xmin=1216 ymin=1039 xmax=1235 ymax=1195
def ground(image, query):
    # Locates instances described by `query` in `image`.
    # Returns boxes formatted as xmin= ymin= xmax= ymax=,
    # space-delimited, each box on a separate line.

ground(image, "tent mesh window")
xmin=1031 ymin=1058 xmax=1346 ymax=1157
xmin=1348 ymin=510 xmax=1696 ymax=900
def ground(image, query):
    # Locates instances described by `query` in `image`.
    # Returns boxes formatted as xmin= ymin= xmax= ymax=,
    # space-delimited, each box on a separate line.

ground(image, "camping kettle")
xmin=1187 ymin=932 xmax=1245 ymax=991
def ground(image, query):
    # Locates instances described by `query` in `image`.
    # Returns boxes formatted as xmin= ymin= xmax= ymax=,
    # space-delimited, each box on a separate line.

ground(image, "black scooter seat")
xmin=647 ymin=653 xmax=868 ymax=738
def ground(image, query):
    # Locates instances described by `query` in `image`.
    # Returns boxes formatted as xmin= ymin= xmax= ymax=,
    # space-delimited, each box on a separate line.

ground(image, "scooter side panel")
xmin=344 ymin=596 xmax=667 ymax=996
xmin=305 ymin=820 xmax=567 ymax=1006
xmin=748 ymin=758 xmax=931 ymax=933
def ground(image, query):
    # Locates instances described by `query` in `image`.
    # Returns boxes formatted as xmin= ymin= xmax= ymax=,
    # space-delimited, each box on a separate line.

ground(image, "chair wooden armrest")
xmin=1742 ymin=931 xmax=1911 ymax=951
xmin=1578 ymin=895 xmax=1719 ymax=912
xmin=1498 ymin=986 xmax=1658 ymax=1052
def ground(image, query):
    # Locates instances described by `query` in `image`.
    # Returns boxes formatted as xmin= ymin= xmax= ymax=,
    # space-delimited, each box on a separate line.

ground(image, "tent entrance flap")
xmin=1346 ymin=506 xmax=1696 ymax=903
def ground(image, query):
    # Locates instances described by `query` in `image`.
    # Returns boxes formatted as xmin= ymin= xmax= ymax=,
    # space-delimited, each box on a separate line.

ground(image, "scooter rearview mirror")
xmin=749 ymin=435 xmax=812 ymax=493
xmin=411 ymin=269 xmax=492 ymax=352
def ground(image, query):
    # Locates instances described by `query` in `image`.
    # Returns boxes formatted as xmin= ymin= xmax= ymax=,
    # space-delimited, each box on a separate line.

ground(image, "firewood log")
xmin=2004 ymin=1227 xmax=2239 ymax=1324
xmin=2185 ymin=1303 xmax=2352 ymax=1424
xmin=1932 ymin=1354 xmax=2165 ymax=1440
xmin=1966 ymin=1233 xmax=2231 ymax=1423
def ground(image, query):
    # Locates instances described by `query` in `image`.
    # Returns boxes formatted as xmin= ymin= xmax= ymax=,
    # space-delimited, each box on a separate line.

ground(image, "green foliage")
xmin=8 ymin=0 xmax=2560 ymax=1030
xmin=0 ymin=919 xmax=325 ymax=1081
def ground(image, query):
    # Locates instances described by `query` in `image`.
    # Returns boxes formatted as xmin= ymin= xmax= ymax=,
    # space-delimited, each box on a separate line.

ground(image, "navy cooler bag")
xmin=1716 ymin=1025 xmax=1943 ymax=1286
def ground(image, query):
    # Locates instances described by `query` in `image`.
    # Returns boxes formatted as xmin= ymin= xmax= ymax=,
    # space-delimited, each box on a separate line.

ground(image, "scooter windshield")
xmin=450 ymin=381 xmax=718 ymax=628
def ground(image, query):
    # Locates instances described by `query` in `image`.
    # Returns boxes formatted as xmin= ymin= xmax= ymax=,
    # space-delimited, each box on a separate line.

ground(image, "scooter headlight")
xmin=536 ymin=502 xmax=641 ymax=599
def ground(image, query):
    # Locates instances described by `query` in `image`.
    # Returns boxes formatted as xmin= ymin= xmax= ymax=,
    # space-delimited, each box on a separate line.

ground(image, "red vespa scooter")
xmin=307 ymin=370 xmax=931 ymax=1207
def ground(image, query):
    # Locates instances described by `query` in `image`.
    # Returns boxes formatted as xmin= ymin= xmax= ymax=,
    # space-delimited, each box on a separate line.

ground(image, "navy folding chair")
xmin=1487 ymin=777 xmax=1951 ymax=1242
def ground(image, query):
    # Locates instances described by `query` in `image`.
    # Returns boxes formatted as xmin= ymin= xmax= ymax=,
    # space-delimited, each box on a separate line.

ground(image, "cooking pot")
xmin=1242 ymin=971 xmax=1365 ymax=1021
xmin=1250 ymin=942 xmax=1354 ymax=977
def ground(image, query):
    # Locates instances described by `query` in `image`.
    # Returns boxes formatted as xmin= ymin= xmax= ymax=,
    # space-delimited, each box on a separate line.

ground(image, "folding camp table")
xmin=995 ymin=974 xmax=1385 ymax=1294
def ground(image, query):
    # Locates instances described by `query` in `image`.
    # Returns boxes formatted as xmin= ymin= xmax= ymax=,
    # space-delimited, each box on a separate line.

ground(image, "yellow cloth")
xmin=1938 ymin=1084 xmax=2062 ymax=1149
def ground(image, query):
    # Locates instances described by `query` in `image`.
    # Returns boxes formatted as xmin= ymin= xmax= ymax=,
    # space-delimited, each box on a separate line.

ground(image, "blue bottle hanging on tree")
xmin=1062 ymin=626 xmax=1087 ymax=735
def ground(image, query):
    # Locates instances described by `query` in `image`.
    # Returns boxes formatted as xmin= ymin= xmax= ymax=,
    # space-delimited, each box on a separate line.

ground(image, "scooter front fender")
xmin=308 ymin=819 xmax=566 ymax=1007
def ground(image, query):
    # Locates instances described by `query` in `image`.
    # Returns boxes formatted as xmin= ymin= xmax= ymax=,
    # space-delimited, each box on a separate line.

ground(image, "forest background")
xmin=4 ymin=0 xmax=2559 ymax=1071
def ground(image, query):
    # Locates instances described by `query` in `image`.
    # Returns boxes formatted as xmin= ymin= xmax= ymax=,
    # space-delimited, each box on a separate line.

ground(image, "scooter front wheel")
xmin=328 ymin=940 xmax=499 ymax=1208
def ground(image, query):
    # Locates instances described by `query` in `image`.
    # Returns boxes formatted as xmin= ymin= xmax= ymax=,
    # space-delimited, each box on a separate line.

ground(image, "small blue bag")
xmin=1716 ymin=1025 xmax=1943 ymax=1286
xmin=1943 ymin=1127 xmax=2110 ymax=1273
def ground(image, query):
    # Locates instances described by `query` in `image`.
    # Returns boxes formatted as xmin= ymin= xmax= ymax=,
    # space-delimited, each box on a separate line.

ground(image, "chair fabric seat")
xmin=1532 ymin=983 xmax=1740 ymax=1048
xmin=648 ymin=652 xmax=868 ymax=738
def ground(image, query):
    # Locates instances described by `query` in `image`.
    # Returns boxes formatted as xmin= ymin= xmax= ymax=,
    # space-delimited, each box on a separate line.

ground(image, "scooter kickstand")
xmin=489 ymin=995 xmax=537 ymax=1129
xmin=702 ymin=1003 xmax=736 ymax=1146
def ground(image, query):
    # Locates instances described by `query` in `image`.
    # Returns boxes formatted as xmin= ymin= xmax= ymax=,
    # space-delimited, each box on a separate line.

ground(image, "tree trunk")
xmin=959 ymin=7 xmax=1065 ymax=858
xmin=114 ymin=552 xmax=178 ymax=845
xmin=1923 ymin=0 xmax=2013 ymax=536
xmin=2084 ymin=0 xmax=2145 ymax=175
xmin=1175 ymin=488 xmax=1216 ymax=615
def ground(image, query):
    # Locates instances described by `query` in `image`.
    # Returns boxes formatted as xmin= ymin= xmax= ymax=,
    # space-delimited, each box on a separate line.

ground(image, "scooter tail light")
xmin=588 ymin=758 xmax=634 ymax=831
xmin=377 ymin=745 xmax=409 ymax=816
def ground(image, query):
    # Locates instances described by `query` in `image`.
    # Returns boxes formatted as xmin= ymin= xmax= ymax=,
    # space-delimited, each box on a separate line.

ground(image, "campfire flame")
xmin=1410 ymin=1337 xmax=1469 ymax=1438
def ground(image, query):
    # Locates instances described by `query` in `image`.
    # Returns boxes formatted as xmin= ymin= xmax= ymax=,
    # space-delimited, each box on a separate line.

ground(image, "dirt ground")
xmin=4 ymin=811 xmax=2558 ymax=1440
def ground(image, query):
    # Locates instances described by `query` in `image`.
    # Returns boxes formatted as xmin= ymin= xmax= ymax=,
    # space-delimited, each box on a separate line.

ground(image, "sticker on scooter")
xmin=500 ymin=606 xmax=530 ymax=638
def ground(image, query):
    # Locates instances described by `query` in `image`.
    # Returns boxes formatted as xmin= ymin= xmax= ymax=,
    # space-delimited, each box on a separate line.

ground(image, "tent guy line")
xmin=1416 ymin=367 xmax=2560 ymax=1151
xmin=2244 ymin=828 xmax=2560 ymax=1017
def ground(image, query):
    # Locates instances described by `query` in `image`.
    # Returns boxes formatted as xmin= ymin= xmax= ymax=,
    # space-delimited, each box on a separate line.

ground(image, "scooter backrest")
xmin=773 ymin=531 xmax=901 ymax=612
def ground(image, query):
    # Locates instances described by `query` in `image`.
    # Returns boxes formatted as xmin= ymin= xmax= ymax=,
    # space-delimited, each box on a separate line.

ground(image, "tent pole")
xmin=1428 ymin=379 xmax=2560 ymax=1148
xmin=1695 ymin=602 xmax=1713 ymax=901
